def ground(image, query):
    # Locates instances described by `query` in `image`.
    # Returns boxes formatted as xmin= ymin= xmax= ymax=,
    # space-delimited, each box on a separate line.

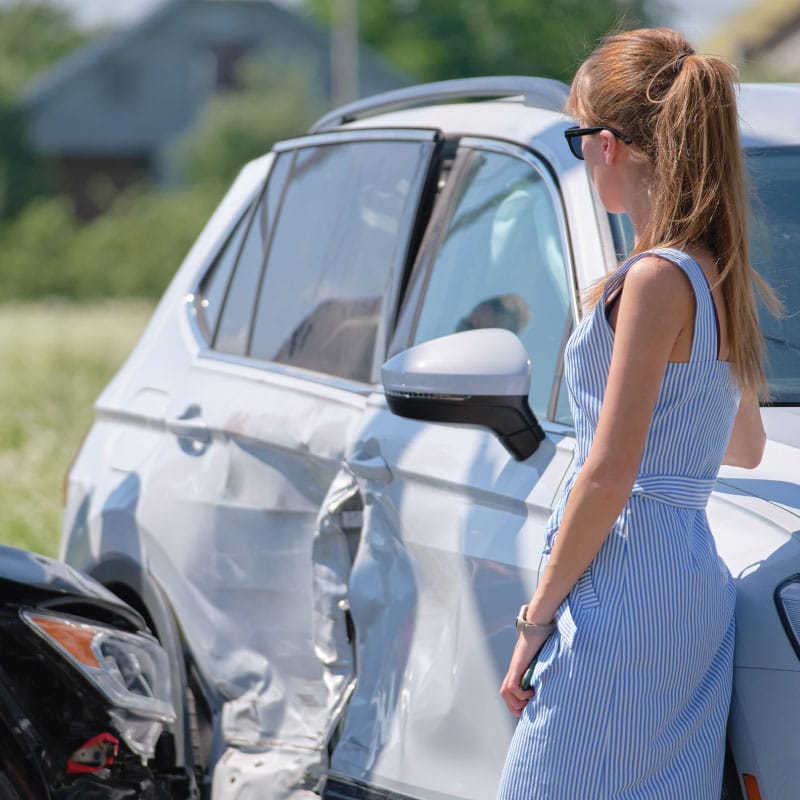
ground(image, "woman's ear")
xmin=599 ymin=130 xmax=620 ymax=165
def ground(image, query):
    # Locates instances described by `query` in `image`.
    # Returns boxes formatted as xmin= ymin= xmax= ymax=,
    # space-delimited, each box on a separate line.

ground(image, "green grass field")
xmin=0 ymin=300 xmax=154 ymax=557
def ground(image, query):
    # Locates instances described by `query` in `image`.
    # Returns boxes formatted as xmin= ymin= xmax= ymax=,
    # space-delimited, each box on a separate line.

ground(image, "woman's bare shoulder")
xmin=622 ymin=254 xmax=695 ymax=315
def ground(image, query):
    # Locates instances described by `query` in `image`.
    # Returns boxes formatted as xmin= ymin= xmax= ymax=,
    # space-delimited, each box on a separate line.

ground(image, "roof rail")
xmin=310 ymin=76 xmax=570 ymax=133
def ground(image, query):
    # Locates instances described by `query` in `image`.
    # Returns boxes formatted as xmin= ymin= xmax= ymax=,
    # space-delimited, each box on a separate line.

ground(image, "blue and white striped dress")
xmin=497 ymin=248 xmax=740 ymax=799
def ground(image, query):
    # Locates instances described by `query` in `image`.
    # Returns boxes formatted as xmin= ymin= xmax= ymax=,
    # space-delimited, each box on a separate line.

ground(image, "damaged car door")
xmin=67 ymin=129 xmax=443 ymax=795
xmin=157 ymin=130 xmax=443 ymax=791
xmin=325 ymin=142 xmax=581 ymax=800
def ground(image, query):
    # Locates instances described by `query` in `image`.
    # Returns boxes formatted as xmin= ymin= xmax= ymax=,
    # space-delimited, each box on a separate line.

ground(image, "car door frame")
xmin=325 ymin=137 xmax=583 ymax=800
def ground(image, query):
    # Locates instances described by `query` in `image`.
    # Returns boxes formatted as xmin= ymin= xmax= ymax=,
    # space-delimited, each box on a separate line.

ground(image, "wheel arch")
xmin=88 ymin=554 xmax=200 ymax=776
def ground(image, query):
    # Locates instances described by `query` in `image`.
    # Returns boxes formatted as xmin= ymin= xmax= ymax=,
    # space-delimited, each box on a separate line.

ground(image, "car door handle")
xmin=348 ymin=451 xmax=393 ymax=482
xmin=167 ymin=406 xmax=211 ymax=443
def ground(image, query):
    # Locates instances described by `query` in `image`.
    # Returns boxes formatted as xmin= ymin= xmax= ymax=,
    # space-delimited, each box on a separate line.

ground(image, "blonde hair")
xmin=567 ymin=27 xmax=779 ymax=398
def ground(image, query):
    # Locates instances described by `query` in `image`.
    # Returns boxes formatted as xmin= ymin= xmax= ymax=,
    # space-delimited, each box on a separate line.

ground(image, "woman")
xmin=497 ymin=28 xmax=775 ymax=799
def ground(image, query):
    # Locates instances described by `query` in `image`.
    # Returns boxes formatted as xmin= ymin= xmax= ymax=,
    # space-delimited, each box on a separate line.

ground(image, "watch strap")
xmin=515 ymin=604 xmax=556 ymax=636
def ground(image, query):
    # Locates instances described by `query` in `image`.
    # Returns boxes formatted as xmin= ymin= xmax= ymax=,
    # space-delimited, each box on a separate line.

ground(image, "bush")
xmin=0 ymin=55 xmax=323 ymax=303
xmin=67 ymin=185 xmax=221 ymax=298
xmin=0 ymin=184 xmax=221 ymax=301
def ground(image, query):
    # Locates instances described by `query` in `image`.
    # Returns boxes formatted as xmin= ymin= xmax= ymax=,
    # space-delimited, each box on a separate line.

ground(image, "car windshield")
xmin=747 ymin=146 xmax=800 ymax=405
xmin=610 ymin=145 xmax=800 ymax=405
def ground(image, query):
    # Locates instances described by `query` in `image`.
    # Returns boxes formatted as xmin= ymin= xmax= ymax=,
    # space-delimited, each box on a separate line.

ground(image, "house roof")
xmin=21 ymin=0 xmax=178 ymax=110
xmin=702 ymin=0 xmax=800 ymax=65
xmin=21 ymin=0 xmax=408 ymax=157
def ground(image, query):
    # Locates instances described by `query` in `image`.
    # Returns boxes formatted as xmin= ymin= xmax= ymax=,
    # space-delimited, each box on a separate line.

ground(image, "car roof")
xmin=311 ymin=77 xmax=800 ymax=152
xmin=311 ymin=76 xmax=568 ymax=131
xmin=310 ymin=77 xmax=579 ymax=177
xmin=338 ymin=98 xmax=566 ymax=143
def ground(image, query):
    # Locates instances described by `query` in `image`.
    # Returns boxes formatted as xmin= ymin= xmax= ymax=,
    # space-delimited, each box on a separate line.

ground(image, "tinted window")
xmin=213 ymin=154 xmax=291 ymax=355
xmin=747 ymin=147 xmax=800 ymax=403
xmin=413 ymin=149 xmax=573 ymax=421
xmin=608 ymin=147 xmax=800 ymax=405
xmin=196 ymin=210 xmax=249 ymax=340
xmin=614 ymin=146 xmax=800 ymax=404
xmin=249 ymin=140 xmax=432 ymax=383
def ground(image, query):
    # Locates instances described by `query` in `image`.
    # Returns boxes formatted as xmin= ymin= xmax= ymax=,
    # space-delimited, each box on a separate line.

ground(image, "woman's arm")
xmin=723 ymin=391 xmax=765 ymax=468
xmin=500 ymin=256 xmax=694 ymax=713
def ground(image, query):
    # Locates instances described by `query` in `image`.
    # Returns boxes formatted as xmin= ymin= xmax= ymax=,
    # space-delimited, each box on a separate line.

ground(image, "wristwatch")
xmin=515 ymin=604 xmax=556 ymax=636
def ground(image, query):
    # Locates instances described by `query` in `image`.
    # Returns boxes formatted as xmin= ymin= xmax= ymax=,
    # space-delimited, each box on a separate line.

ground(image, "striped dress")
xmin=497 ymin=248 xmax=740 ymax=799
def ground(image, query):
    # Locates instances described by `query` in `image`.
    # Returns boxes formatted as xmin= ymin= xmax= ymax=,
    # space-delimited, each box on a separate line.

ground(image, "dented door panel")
xmin=70 ymin=131 xmax=444 ymax=799
xmin=330 ymin=399 xmax=575 ymax=800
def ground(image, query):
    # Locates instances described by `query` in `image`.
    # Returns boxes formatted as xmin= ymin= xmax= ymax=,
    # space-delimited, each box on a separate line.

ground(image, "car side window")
xmin=196 ymin=209 xmax=250 ymax=341
xmin=412 ymin=148 xmax=573 ymax=421
xmin=249 ymin=139 xmax=432 ymax=383
xmin=211 ymin=154 xmax=292 ymax=355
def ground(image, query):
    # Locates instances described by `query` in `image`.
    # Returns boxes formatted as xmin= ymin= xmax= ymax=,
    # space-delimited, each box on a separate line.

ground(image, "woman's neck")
xmin=625 ymin=163 xmax=655 ymax=249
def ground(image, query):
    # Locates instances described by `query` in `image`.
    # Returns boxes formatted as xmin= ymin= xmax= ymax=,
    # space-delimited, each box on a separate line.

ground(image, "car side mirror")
xmin=381 ymin=328 xmax=546 ymax=461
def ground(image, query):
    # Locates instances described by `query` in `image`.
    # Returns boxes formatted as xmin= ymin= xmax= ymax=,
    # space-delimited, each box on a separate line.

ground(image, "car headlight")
xmin=775 ymin=575 xmax=800 ymax=660
xmin=21 ymin=609 xmax=176 ymax=759
xmin=22 ymin=609 xmax=174 ymax=720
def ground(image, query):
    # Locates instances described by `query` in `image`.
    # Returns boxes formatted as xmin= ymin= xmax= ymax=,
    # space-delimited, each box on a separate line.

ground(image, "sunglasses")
xmin=564 ymin=125 xmax=633 ymax=160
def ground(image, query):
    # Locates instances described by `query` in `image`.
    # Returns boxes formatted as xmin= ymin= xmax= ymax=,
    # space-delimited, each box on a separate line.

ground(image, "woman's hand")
xmin=499 ymin=630 xmax=551 ymax=716
xmin=723 ymin=391 xmax=765 ymax=468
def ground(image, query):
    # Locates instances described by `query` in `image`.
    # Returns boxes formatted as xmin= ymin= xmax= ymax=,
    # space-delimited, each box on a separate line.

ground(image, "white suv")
xmin=61 ymin=78 xmax=800 ymax=800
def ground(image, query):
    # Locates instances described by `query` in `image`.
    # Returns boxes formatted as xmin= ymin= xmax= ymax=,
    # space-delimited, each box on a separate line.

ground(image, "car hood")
xmin=0 ymin=545 xmax=144 ymax=629
xmin=716 ymin=406 xmax=800 ymax=521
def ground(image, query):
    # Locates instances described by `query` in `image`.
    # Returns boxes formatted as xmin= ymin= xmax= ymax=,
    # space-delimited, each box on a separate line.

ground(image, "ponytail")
xmin=567 ymin=28 xmax=779 ymax=398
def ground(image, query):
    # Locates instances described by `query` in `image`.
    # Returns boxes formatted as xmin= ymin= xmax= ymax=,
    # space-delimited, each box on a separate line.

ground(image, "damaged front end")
xmin=0 ymin=546 xmax=186 ymax=799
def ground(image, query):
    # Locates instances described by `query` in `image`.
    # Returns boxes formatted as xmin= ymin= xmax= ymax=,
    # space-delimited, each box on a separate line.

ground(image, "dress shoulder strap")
xmin=604 ymin=247 xmax=719 ymax=362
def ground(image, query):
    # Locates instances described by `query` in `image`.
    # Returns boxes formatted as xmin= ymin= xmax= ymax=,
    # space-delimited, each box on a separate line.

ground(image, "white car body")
xmin=61 ymin=79 xmax=800 ymax=799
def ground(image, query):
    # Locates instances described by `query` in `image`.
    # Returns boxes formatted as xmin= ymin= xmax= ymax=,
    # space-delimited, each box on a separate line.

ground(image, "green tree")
xmin=0 ymin=1 xmax=89 ymax=219
xmin=304 ymin=0 xmax=653 ymax=84
xmin=175 ymin=58 xmax=325 ymax=189
xmin=0 ymin=101 xmax=46 ymax=219
xmin=0 ymin=1 xmax=87 ymax=97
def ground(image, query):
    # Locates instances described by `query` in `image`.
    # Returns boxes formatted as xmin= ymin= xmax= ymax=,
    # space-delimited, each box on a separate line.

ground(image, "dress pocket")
xmin=572 ymin=562 xmax=600 ymax=611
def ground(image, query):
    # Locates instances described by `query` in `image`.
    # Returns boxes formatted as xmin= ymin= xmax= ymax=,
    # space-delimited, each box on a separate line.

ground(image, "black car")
xmin=0 ymin=545 xmax=194 ymax=799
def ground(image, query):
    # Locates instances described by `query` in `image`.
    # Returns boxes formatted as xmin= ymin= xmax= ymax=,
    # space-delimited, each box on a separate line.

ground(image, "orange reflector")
xmin=743 ymin=773 xmax=762 ymax=800
xmin=31 ymin=615 xmax=101 ymax=668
